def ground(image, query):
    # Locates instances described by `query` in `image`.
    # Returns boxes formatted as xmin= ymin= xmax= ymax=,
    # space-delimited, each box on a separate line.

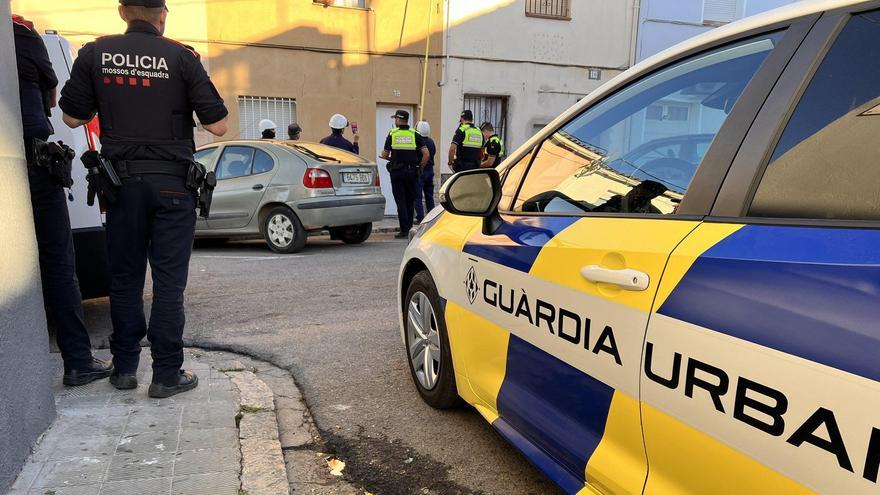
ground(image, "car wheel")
xmin=263 ymin=206 xmax=307 ymax=254
xmin=404 ymin=271 xmax=461 ymax=409
xmin=333 ymin=223 xmax=372 ymax=245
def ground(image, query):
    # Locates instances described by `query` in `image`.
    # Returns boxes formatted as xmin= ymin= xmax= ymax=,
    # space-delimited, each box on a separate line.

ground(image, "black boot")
xmin=148 ymin=370 xmax=199 ymax=398
xmin=109 ymin=373 xmax=138 ymax=390
xmin=63 ymin=358 xmax=113 ymax=386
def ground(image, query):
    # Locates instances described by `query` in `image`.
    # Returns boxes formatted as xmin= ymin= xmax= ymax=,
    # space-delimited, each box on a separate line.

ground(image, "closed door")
xmin=447 ymin=28 xmax=784 ymax=494
xmin=644 ymin=9 xmax=880 ymax=494
xmin=375 ymin=104 xmax=414 ymax=215
xmin=208 ymin=145 xmax=274 ymax=229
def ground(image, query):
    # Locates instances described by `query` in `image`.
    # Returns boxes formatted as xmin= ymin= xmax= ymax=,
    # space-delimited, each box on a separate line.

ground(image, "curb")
xmin=224 ymin=364 xmax=290 ymax=495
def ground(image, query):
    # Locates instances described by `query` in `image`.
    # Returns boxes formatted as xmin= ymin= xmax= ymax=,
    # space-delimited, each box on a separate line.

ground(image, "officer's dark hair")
xmin=480 ymin=122 xmax=494 ymax=132
xmin=120 ymin=5 xmax=165 ymax=25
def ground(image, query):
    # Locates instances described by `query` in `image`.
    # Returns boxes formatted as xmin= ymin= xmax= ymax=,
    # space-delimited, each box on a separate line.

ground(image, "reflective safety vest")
xmin=487 ymin=135 xmax=505 ymax=158
xmin=389 ymin=127 xmax=417 ymax=150
xmin=459 ymin=123 xmax=484 ymax=148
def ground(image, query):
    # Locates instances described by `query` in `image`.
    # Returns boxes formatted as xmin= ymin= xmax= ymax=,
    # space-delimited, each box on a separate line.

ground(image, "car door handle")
xmin=581 ymin=265 xmax=650 ymax=291
xmin=252 ymin=184 xmax=264 ymax=190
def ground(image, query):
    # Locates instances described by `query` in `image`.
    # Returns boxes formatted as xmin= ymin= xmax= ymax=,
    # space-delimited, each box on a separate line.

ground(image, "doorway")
xmin=375 ymin=104 xmax=415 ymax=215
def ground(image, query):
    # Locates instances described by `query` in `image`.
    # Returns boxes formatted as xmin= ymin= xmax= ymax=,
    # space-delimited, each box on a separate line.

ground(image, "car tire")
xmin=404 ymin=271 xmax=462 ymax=409
xmin=262 ymin=206 xmax=307 ymax=254
xmin=333 ymin=223 xmax=372 ymax=245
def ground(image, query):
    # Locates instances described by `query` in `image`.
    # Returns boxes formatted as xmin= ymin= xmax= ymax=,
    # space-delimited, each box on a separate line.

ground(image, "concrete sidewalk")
xmin=8 ymin=349 xmax=246 ymax=495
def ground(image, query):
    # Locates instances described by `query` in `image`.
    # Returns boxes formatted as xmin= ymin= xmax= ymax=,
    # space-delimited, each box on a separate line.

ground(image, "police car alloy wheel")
xmin=404 ymin=271 xmax=461 ymax=409
xmin=262 ymin=206 xmax=307 ymax=254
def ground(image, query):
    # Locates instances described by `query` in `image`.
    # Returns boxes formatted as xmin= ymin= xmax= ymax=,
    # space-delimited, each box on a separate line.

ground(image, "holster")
xmin=81 ymin=150 xmax=122 ymax=209
xmin=187 ymin=160 xmax=215 ymax=218
xmin=29 ymin=138 xmax=75 ymax=188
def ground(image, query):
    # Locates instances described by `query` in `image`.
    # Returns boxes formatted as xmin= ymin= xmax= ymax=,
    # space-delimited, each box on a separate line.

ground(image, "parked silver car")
xmin=193 ymin=140 xmax=385 ymax=253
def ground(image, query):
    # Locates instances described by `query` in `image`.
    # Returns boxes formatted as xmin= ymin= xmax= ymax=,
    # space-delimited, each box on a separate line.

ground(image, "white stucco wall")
xmin=636 ymin=0 xmax=801 ymax=62
xmin=437 ymin=0 xmax=637 ymax=173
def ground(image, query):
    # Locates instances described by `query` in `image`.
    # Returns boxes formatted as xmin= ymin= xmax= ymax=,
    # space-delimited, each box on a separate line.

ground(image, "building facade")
xmin=636 ymin=0 xmax=800 ymax=62
xmin=439 ymin=0 xmax=638 ymax=174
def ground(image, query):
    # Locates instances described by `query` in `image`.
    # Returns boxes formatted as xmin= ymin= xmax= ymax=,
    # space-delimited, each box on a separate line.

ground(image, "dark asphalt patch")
xmin=322 ymin=428 xmax=484 ymax=495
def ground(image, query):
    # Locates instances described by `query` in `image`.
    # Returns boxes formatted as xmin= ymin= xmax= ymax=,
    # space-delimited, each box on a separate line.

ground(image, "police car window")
xmin=216 ymin=146 xmax=255 ymax=180
xmin=194 ymin=147 xmax=219 ymax=169
xmin=500 ymin=149 xmax=533 ymax=210
xmin=512 ymin=32 xmax=784 ymax=215
xmin=253 ymin=149 xmax=274 ymax=174
xmin=750 ymin=10 xmax=880 ymax=221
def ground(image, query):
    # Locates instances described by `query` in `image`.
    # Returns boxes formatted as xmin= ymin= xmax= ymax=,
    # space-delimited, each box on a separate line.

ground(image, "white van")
xmin=42 ymin=32 xmax=109 ymax=299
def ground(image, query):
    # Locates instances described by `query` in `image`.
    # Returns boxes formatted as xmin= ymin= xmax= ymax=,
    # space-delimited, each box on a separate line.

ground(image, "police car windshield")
xmin=285 ymin=143 xmax=365 ymax=164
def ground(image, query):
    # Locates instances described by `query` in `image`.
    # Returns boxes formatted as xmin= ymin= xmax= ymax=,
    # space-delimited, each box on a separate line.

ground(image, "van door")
xmin=448 ymin=28 xmax=792 ymax=495
xmin=642 ymin=9 xmax=880 ymax=495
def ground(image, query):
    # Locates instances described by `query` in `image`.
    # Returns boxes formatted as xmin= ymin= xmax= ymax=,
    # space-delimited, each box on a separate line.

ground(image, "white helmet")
xmin=329 ymin=114 xmax=348 ymax=130
xmin=415 ymin=121 xmax=431 ymax=137
xmin=258 ymin=119 xmax=277 ymax=132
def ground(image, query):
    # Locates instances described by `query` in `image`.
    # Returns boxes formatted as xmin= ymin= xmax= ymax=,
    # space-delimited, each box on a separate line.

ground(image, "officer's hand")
xmin=353 ymin=134 xmax=360 ymax=143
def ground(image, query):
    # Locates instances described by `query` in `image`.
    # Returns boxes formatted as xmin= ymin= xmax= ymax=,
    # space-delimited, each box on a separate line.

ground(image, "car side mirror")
xmin=439 ymin=168 xmax=504 ymax=235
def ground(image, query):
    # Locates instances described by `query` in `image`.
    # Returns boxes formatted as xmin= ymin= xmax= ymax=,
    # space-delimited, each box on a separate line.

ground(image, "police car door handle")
xmin=252 ymin=184 xmax=264 ymax=190
xmin=580 ymin=265 xmax=650 ymax=291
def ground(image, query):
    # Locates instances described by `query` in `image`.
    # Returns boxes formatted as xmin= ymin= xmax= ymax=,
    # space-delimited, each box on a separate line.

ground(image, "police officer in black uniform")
xmin=381 ymin=110 xmax=429 ymax=239
xmin=448 ymin=109 xmax=484 ymax=172
xmin=14 ymin=14 xmax=113 ymax=386
xmin=59 ymin=0 xmax=229 ymax=398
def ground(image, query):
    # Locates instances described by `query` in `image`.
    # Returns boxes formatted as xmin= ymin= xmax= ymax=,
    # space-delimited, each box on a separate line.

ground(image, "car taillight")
xmin=303 ymin=168 xmax=333 ymax=189
xmin=373 ymin=172 xmax=380 ymax=187
xmin=85 ymin=117 xmax=101 ymax=151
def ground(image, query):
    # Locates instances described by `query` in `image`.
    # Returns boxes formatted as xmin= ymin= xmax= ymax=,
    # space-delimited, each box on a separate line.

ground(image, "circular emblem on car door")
xmin=465 ymin=266 xmax=479 ymax=305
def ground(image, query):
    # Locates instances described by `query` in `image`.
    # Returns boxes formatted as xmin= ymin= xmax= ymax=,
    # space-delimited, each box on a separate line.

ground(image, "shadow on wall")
xmin=205 ymin=23 xmax=443 ymax=161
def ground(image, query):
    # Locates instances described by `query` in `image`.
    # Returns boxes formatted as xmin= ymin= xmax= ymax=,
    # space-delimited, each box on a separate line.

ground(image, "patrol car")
xmin=397 ymin=1 xmax=880 ymax=494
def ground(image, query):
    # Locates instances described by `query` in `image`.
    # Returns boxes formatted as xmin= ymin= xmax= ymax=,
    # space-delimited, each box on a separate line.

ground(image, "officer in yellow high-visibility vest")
xmin=448 ymin=109 xmax=484 ymax=172
xmin=480 ymin=121 xmax=505 ymax=168
xmin=381 ymin=110 xmax=429 ymax=238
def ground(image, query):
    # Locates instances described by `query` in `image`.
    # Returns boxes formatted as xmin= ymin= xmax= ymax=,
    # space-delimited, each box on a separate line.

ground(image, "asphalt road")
xmin=80 ymin=233 xmax=559 ymax=495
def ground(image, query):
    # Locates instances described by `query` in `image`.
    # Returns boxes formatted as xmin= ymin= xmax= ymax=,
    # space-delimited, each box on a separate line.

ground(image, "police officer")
xmin=14 ymin=14 xmax=112 ymax=386
xmin=413 ymin=120 xmax=436 ymax=223
xmin=448 ymin=109 xmax=483 ymax=172
xmin=480 ymin=121 xmax=504 ymax=168
xmin=59 ymin=0 xmax=229 ymax=398
xmin=320 ymin=113 xmax=359 ymax=153
xmin=380 ymin=110 xmax=428 ymax=239
xmin=259 ymin=119 xmax=276 ymax=139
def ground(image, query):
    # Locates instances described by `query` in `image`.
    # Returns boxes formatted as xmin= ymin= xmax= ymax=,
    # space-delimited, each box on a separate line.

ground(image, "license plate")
xmin=342 ymin=172 xmax=371 ymax=184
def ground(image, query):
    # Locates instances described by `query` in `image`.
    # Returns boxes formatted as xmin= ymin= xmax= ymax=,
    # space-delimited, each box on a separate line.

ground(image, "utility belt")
xmin=387 ymin=161 xmax=420 ymax=172
xmin=81 ymin=152 xmax=217 ymax=218
xmin=25 ymin=138 xmax=75 ymax=189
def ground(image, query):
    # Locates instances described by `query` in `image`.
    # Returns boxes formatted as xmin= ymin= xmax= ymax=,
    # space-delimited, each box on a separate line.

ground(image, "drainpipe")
xmin=438 ymin=0 xmax=451 ymax=87
xmin=629 ymin=0 xmax=642 ymax=67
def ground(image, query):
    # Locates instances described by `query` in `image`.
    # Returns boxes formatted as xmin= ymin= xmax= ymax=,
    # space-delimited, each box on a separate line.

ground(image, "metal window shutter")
xmin=237 ymin=96 xmax=298 ymax=140
xmin=704 ymin=0 xmax=738 ymax=23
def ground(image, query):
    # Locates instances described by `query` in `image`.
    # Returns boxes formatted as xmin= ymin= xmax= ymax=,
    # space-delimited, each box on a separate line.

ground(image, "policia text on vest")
xmin=58 ymin=0 xmax=230 ymax=399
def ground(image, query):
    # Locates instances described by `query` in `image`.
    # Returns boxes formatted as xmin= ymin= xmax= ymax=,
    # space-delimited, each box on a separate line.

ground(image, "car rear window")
xmin=282 ymin=143 xmax=366 ymax=164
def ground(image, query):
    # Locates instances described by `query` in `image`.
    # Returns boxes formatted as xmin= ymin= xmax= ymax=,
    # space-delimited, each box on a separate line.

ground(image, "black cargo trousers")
xmin=26 ymin=156 xmax=94 ymax=371
xmin=105 ymin=173 xmax=196 ymax=386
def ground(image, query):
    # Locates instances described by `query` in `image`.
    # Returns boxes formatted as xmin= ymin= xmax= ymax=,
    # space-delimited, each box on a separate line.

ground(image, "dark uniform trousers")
xmin=414 ymin=168 xmax=435 ymax=221
xmin=390 ymin=164 xmax=419 ymax=233
xmin=27 ymin=162 xmax=93 ymax=371
xmin=105 ymin=173 xmax=195 ymax=385
xmin=455 ymin=161 xmax=480 ymax=172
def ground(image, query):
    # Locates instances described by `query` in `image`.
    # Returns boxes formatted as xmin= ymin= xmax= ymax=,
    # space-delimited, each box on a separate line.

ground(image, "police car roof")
xmin=525 ymin=0 xmax=866 ymax=154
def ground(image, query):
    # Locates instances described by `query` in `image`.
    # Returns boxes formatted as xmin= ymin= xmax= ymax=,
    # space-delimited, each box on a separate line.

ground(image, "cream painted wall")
xmin=437 ymin=0 xmax=637 ymax=174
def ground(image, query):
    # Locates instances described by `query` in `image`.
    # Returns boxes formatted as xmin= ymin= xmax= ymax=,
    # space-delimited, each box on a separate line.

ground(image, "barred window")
xmin=237 ymin=96 xmax=297 ymax=140
xmin=525 ymin=0 xmax=570 ymax=20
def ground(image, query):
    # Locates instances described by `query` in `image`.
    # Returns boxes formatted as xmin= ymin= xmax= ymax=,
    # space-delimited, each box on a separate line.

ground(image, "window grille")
xmin=525 ymin=0 xmax=570 ymax=20
xmin=703 ymin=0 xmax=740 ymax=24
xmin=237 ymin=96 xmax=297 ymax=140
xmin=463 ymin=94 xmax=509 ymax=152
